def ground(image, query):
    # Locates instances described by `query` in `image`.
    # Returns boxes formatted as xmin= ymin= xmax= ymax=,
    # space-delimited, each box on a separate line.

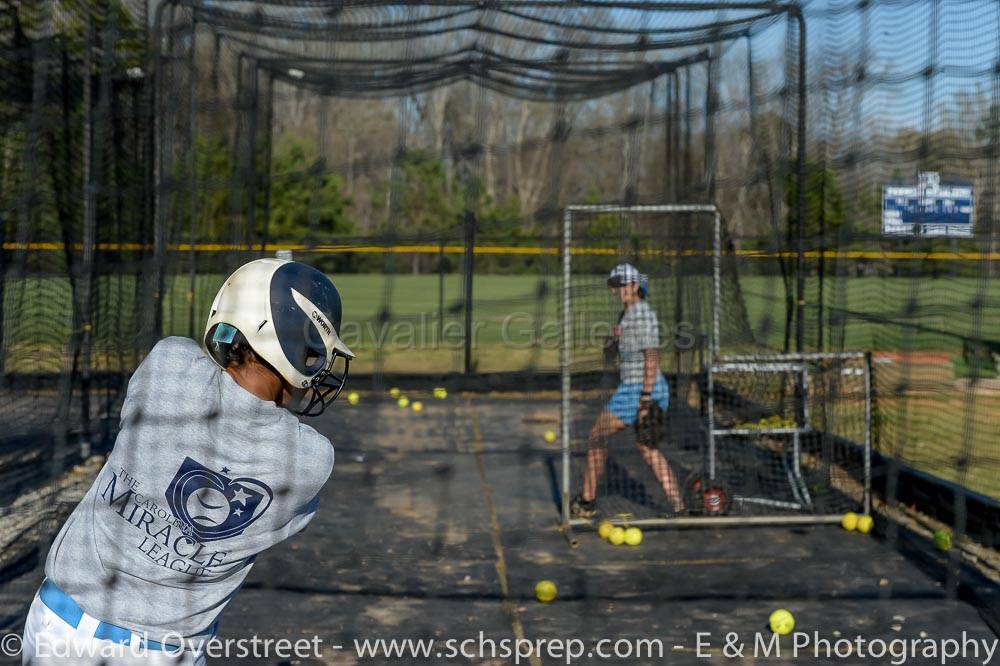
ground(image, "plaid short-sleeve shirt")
xmin=617 ymin=300 xmax=659 ymax=384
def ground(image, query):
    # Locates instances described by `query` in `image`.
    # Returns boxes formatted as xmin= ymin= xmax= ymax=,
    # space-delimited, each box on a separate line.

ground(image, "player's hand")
xmin=602 ymin=335 xmax=619 ymax=364
xmin=637 ymin=395 xmax=652 ymax=423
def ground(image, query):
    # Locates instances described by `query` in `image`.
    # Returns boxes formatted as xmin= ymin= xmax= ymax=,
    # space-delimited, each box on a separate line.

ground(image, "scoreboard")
xmin=882 ymin=172 xmax=974 ymax=237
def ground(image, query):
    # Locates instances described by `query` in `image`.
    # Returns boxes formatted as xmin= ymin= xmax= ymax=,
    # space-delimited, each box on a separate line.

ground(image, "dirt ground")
xmin=221 ymin=394 xmax=998 ymax=665
xmin=2 ymin=393 xmax=997 ymax=665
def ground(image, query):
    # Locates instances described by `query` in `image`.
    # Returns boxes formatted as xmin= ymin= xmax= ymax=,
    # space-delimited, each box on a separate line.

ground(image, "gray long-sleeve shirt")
xmin=44 ymin=336 xmax=334 ymax=642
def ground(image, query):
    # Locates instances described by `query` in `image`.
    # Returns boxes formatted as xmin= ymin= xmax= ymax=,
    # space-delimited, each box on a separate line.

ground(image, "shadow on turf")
xmin=239 ymin=578 xmax=956 ymax=605
xmin=883 ymin=515 xmax=1000 ymax=636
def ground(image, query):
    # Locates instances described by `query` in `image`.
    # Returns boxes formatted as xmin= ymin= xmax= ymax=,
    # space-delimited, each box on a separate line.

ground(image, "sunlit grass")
xmin=3 ymin=273 xmax=997 ymax=498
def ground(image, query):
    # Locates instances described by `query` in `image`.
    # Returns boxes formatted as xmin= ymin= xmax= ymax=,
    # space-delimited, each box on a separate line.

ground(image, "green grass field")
xmin=3 ymin=272 xmax=998 ymax=497
xmin=6 ymin=273 xmax=995 ymax=363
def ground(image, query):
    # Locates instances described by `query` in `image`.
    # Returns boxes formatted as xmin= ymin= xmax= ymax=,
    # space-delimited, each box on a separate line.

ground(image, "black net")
xmin=563 ymin=207 xmax=733 ymax=520
xmin=1 ymin=0 xmax=998 ymax=658
xmin=561 ymin=208 xmax=869 ymax=521
xmin=709 ymin=354 xmax=870 ymax=517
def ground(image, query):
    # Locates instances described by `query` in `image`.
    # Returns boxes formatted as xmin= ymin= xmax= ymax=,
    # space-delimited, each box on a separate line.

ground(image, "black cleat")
xmin=570 ymin=494 xmax=598 ymax=519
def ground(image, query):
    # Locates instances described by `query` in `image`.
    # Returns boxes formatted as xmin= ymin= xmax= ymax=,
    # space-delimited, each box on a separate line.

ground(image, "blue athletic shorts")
xmin=607 ymin=376 xmax=669 ymax=425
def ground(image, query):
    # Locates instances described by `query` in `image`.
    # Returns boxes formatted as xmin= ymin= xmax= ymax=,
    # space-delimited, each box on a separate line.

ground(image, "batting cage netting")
xmin=559 ymin=206 xmax=871 ymax=525
xmin=0 ymin=0 xmax=998 ymax=651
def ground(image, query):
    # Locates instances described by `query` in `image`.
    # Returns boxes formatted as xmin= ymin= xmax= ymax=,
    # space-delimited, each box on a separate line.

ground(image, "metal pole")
xmin=672 ymin=72 xmax=680 ymax=198
xmin=148 ymin=0 xmax=173 ymax=345
xmin=549 ymin=99 xmax=568 ymax=228
xmin=673 ymin=186 xmax=684 ymax=382
xmin=244 ymin=62 xmax=259 ymax=251
xmin=719 ymin=351 xmax=864 ymax=362
xmin=746 ymin=32 xmax=759 ymax=169
xmin=463 ymin=211 xmax=475 ymax=376
xmin=570 ymin=514 xmax=847 ymax=529
xmin=704 ymin=54 xmax=717 ymax=200
xmin=438 ymin=237 xmax=445 ymax=343
xmin=817 ymin=162 xmax=825 ymax=351
xmin=713 ymin=211 xmax=721 ymax=359
xmin=708 ymin=209 xmax=721 ymax=480
xmin=560 ymin=208 xmax=572 ymax=527
xmin=789 ymin=9 xmax=809 ymax=443
xmin=794 ymin=8 xmax=807 ymax=355
xmin=683 ymin=68 xmax=692 ymax=195
xmin=79 ymin=9 xmax=94 ymax=458
xmin=80 ymin=11 xmax=115 ymax=457
xmin=864 ymin=351 xmax=873 ymax=515
xmin=565 ymin=204 xmax=718 ymax=213
xmin=163 ymin=3 xmax=178 ymax=336
xmin=186 ymin=19 xmax=198 ymax=339
xmin=228 ymin=53 xmax=246 ymax=269
xmin=260 ymin=72 xmax=274 ymax=255
xmin=143 ymin=1 xmax=166 ymax=349
xmin=663 ymin=73 xmax=672 ymax=202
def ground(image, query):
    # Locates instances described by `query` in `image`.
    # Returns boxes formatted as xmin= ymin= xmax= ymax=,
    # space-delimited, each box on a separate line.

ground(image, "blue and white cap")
xmin=607 ymin=263 xmax=648 ymax=295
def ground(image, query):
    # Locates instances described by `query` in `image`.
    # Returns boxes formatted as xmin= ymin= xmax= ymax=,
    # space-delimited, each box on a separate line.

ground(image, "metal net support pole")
xmin=793 ymin=7 xmax=807 ymax=356
xmin=864 ymin=351 xmax=873 ymax=516
xmin=663 ymin=74 xmax=672 ymax=202
xmin=463 ymin=211 xmax=475 ymax=376
xmin=949 ymin=7 xmax=998 ymax=593
xmin=77 ymin=8 xmax=94 ymax=458
xmin=704 ymin=54 xmax=717 ymax=200
xmin=186 ymin=19 xmax=198 ymax=339
xmin=560 ymin=208 xmax=573 ymax=527
xmin=708 ymin=208 xmax=721 ymax=480
xmin=259 ymin=72 xmax=274 ymax=255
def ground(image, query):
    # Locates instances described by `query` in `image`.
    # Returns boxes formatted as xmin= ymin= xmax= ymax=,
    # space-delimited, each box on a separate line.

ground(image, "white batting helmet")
xmin=204 ymin=259 xmax=355 ymax=416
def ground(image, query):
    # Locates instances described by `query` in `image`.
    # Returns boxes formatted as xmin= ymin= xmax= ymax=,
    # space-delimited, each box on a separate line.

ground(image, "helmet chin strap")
xmin=295 ymin=356 xmax=350 ymax=417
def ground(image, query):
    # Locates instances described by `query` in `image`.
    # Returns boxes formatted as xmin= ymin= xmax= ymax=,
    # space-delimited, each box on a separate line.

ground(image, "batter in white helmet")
xmin=21 ymin=259 xmax=354 ymax=665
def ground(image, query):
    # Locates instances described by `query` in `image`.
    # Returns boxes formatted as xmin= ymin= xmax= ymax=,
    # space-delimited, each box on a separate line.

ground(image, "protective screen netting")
xmin=0 ymin=0 xmax=997 ymax=631
xmin=561 ymin=208 xmax=870 ymax=520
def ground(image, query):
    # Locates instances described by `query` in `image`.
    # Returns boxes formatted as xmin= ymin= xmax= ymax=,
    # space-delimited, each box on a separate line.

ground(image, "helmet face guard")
xmin=296 ymin=353 xmax=350 ymax=417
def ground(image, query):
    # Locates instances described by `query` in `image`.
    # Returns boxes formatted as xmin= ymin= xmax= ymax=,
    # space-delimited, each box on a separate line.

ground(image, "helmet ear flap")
xmin=300 ymin=319 xmax=328 ymax=375
xmin=206 ymin=323 xmax=252 ymax=369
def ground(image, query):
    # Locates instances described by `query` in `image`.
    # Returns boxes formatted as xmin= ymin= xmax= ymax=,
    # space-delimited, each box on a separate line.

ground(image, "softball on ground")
xmin=841 ymin=512 xmax=859 ymax=532
xmin=389 ymin=387 xmax=401 ymax=398
xmin=543 ymin=430 xmax=556 ymax=444
xmin=397 ymin=396 xmax=410 ymax=408
xmin=411 ymin=401 xmax=423 ymax=413
xmin=608 ymin=527 xmax=626 ymax=546
xmin=597 ymin=521 xmax=614 ymax=540
xmin=346 ymin=391 xmax=360 ymax=405
xmin=535 ymin=580 xmax=557 ymax=603
xmin=769 ymin=609 xmax=795 ymax=635
xmin=934 ymin=529 xmax=952 ymax=551
xmin=857 ymin=515 xmax=874 ymax=534
xmin=624 ymin=527 xmax=643 ymax=546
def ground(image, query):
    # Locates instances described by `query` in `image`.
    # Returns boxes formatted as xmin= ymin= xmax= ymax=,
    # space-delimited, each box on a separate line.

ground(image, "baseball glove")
xmin=634 ymin=399 xmax=665 ymax=448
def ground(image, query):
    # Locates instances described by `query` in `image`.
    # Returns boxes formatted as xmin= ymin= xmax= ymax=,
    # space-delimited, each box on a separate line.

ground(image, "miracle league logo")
xmin=99 ymin=460 xmax=272 ymax=577
xmin=165 ymin=457 xmax=273 ymax=542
